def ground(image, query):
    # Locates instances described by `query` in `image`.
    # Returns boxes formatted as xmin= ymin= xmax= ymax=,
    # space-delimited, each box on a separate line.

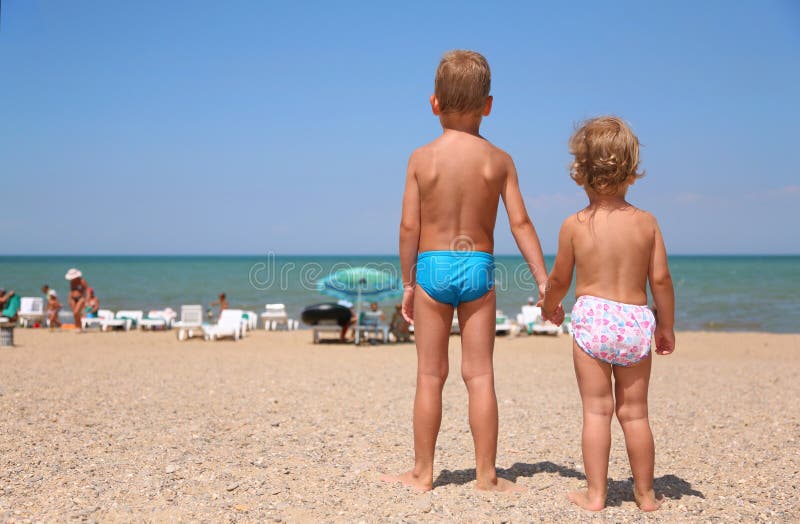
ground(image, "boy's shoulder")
xmin=409 ymin=137 xmax=513 ymax=165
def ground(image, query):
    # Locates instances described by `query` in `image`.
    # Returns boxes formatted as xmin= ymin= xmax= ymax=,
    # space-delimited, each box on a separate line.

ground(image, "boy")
xmin=542 ymin=116 xmax=675 ymax=511
xmin=382 ymin=50 xmax=549 ymax=492
xmin=210 ymin=292 xmax=228 ymax=320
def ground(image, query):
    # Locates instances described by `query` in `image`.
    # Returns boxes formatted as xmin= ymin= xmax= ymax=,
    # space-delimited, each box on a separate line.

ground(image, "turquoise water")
xmin=1 ymin=255 xmax=798 ymax=333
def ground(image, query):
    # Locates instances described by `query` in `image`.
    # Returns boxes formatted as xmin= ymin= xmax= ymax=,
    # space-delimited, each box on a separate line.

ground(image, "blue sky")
xmin=1 ymin=1 xmax=798 ymax=255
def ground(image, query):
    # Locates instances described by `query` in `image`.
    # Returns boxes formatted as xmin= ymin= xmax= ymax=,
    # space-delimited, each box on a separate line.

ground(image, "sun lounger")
xmin=174 ymin=305 xmax=204 ymax=341
xmin=354 ymin=310 xmax=390 ymax=344
xmin=203 ymin=309 xmax=243 ymax=341
xmin=82 ymin=309 xmax=114 ymax=330
xmin=18 ymin=297 xmax=45 ymax=327
xmin=139 ymin=308 xmax=177 ymax=331
xmin=261 ymin=303 xmax=299 ymax=331
xmin=115 ymin=310 xmax=143 ymax=330
xmin=98 ymin=310 xmax=141 ymax=331
xmin=495 ymin=310 xmax=514 ymax=335
xmin=243 ymin=311 xmax=259 ymax=331
xmin=311 ymin=324 xmax=343 ymax=344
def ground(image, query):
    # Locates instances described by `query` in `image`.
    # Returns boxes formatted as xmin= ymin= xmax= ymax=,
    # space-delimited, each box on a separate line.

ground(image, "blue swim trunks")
xmin=416 ymin=250 xmax=495 ymax=306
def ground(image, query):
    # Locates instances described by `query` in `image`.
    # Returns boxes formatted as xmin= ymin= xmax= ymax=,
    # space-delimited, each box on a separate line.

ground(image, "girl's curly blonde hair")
xmin=569 ymin=116 xmax=644 ymax=195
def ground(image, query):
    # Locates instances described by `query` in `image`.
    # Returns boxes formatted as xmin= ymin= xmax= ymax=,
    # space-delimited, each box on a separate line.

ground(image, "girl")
xmin=542 ymin=116 xmax=675 ymax=512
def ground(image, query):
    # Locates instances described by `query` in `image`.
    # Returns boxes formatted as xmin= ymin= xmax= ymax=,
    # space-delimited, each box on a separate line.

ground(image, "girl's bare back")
xmin=569 ymin=204 xmax=657 ymax=305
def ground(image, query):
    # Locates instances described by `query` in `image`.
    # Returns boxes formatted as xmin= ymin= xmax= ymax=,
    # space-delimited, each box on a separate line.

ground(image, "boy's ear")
xmin=482 ymin=96 xmax=493 ymax=116
xmin=430 ymin=95 xmax=441 ymax=116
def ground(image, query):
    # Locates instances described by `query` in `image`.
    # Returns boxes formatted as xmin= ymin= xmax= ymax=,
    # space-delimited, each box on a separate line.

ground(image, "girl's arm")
xmin=399 ymin=154 xmax=421 ymax=322
xmin=501 ymin=158 xmax=548 ymax=297
xmin=649 ymin=219 xmax=676 ymax=354
xmin=542 ymin=217 xmax=575 ymax=322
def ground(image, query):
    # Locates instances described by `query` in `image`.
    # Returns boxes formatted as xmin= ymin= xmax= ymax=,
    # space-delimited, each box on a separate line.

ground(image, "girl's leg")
xmin=457 ymin=290 xmax=521 ymax=492
xmin=381 ymin=286 xmax=453 ymax=491
xmin=613 ymin=356 xmax=663 ymax=511
xmin=569 ymin=342 xmax=613 ymax=511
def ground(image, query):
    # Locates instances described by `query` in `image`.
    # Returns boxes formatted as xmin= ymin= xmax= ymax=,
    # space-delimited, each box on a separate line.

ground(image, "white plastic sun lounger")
xmin=243 ymin=310 xmax=259 ymax=331
xmin=495 ymin=310 xmax=514 ymax=335
xmin=174 ymin=305 xmax=204 ymax=341
xmin=261 ymin=303 xmax=299 ymax=331
xmin=203 ymin=309 xmax=243 ymax=341
xmin=115 ymin=310 xmax=143 ymax=330
xmin=139 ymin=309 xmax=177 ymax=331
xmin=18 ymin=297 xmax=45 ymax=327
xmin=82 ymin=309 xmax=114 ymax=330
xmin=99 ymin=310 xmax=141 ymax=331
xmin=311 ymin=324 xmax=343 ymax=344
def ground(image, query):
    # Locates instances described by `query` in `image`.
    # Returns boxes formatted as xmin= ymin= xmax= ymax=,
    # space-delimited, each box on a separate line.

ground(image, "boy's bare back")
xmin=412 ymin=131 xmax=511 ymax=253
xmin=563 ymin=205 xmax=663 ymax=306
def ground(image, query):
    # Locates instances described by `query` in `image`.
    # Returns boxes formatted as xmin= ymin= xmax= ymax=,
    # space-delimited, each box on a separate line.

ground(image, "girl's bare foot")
xmin=567 ymin=489 xmax=606 ymax=511
xmin=380 ymin=470 xmax=432 ymax=492
xmin=634 ymin=489 xmax=664 ymax=511
xmin=476 ymin=476 xmax=524 ymax=493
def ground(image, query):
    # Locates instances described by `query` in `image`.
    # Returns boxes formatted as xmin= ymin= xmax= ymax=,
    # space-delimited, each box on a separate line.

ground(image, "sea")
xmin=1 ymin=255 xmax=798 ymax=333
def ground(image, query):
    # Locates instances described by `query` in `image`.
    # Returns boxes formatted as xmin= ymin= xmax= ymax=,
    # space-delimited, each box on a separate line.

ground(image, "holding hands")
xmin=542 ymin=302 xmax=565 ymax=326
xmin=538 ymin=282 xmax=565 ymax=326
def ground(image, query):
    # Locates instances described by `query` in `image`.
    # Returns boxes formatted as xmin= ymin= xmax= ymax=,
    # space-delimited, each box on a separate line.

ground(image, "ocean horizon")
xmin=2 ymin=254 xmax=798 ymax=334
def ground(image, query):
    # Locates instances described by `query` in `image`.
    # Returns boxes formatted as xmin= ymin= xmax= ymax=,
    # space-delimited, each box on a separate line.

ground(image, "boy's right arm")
xmin=501 ymin=157 xmax=548 ymax=299
xmin=399 ymin=153 xmax=421 ymax=323
xmin=648 ymin=218 xmax=676 ymax=355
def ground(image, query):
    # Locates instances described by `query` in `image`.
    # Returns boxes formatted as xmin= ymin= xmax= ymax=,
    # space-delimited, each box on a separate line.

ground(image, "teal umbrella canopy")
xmin=317 ymin=267 xmax=403 ymax=304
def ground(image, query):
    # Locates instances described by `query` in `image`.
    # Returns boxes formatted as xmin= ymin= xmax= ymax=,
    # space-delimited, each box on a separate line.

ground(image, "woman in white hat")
xmin=65 ymin=268 xmax=88 ymax=330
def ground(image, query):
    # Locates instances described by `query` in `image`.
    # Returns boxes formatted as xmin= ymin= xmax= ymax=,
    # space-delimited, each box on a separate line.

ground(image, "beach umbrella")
xmin=316 ymin=267 xmax=403 ymax=321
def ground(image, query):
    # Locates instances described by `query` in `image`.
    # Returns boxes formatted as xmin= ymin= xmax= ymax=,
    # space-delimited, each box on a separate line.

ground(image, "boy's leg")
xmin=381 ymin=286 xmax=453 ymax=491
xmin=457 ymin=290 xmax=521 ymax=492
xmin=569 ymin=342 xmax=614 ymax=511
xmin=613 ymin=357 xmax=663 ymax=511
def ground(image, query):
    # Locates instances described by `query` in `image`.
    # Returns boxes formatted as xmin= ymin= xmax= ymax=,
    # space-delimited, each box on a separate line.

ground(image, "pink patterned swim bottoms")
xmin=571 ymin=295 xmax=656 ymax=366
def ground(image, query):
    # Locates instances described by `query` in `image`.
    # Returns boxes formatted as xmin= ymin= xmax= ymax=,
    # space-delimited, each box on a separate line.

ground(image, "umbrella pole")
xmin=355 ymin=286 xmax=362 ymax=344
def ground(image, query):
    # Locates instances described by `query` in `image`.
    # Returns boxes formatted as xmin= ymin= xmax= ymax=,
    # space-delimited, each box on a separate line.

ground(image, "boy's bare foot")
xmin=380 ymin=471 xmax=433 ymax=492
xmin=567 ymin=489 xmax=606 ymax=511
xmin=634 ymin=489 xmax=664 ymax=512
xmin=476 ymin=477 xmax=524 ymax=493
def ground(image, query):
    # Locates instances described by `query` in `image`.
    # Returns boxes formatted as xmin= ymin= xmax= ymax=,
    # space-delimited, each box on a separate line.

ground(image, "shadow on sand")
xmin=433 ymin=462 xmax=704 ymax=503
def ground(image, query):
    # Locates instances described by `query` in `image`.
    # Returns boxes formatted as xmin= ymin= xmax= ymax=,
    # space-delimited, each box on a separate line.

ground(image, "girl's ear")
xmin=430 ymin=95 xmax=441 ymax=116
xmin=482 ymin=96 xmax=493 ymax=116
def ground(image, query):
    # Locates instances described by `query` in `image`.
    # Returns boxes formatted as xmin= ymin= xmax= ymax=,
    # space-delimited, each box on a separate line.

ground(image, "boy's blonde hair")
xmin=569 ymin=116 xmax=644 ymax=195
xmin=434 ymin=50 xmax=491 ymax=115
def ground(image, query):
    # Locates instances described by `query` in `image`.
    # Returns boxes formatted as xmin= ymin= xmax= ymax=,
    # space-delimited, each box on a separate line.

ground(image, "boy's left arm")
xmin=500 ymin=157 xmax=548 ymax=299
xmin=542 ymin=218 xmax=574 ymax=324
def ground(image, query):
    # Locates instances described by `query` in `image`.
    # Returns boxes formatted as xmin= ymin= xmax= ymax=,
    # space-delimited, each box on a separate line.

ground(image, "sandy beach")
xmin=0 ymin=329 xmax=797 ymax=522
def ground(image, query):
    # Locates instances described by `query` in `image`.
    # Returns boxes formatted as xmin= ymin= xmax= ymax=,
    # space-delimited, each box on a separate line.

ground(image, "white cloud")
xmin=746 ymin=185 xmax=800 ymax=200
xmin=676 ymin=192 xmax=703 ymax=203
